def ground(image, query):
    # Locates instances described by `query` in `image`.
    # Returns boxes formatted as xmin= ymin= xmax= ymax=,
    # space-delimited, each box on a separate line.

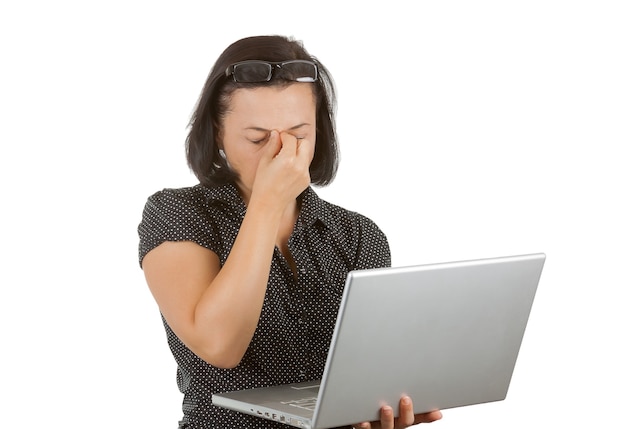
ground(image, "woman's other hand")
xmin=354 ymin=396 xmax=442 ymax=429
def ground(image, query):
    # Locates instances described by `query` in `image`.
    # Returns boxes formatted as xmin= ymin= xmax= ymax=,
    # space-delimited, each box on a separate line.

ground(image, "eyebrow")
xmin=244 ymin=123 xmax=311 ymax=133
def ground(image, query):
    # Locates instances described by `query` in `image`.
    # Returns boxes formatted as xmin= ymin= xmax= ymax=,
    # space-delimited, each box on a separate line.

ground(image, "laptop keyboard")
xmin=281 ymin=397 xmax=318 ymax=411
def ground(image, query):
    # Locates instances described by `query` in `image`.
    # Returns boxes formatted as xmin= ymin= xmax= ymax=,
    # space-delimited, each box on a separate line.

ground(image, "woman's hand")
xmin=354 ymin=396 xmax=442 ymax=429
xmin=252 ymin=130 xmax=313 ymax=209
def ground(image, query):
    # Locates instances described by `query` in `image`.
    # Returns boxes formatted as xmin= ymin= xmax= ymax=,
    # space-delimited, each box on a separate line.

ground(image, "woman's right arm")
xmin=142 ymin=198 xmax=284 ymax=369
xmin=142 ymin=131 xmax=313 ymax=369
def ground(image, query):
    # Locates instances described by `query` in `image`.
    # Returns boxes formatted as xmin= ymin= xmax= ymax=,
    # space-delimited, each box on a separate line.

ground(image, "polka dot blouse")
xmin=138 ymin=183 xmax=391 ymax=429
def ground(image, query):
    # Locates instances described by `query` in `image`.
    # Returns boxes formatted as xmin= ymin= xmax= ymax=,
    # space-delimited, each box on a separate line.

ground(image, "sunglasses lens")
xmin=280 ymin=61 xmax=318 ymax=82
xmin=233 ymin=62 xmax=272 ymax=82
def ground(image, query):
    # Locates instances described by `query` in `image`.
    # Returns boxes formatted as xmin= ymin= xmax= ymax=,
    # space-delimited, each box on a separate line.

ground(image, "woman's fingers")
xmin=379 ymin=396 xmax=416 ymax=429
xmin=276 ymin=131 xmax=313 ymax=165
xmin=258 ymin=130 xmax=280 ymax=161
xmin=356 ymin=398 xmax=442 ymax=429
xmin=398 ymin=397 xmax=416 ymax=427
xmin=413 ymin=410 xmax=443 ymax=424
xmin=379 ymin=405 xmax=395 ymax=429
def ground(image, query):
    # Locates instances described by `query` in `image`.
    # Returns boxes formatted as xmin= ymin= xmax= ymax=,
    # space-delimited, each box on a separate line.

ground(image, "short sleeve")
xmin=137 ymin=188 xmax=220 ymax=267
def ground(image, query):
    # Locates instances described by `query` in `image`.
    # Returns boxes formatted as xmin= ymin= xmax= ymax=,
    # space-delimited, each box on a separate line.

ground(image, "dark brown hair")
xmin=185 ymin=35 xmax=339 ymax=187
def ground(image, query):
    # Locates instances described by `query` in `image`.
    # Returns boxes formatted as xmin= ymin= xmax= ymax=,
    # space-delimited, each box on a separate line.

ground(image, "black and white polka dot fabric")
xmin=138 ymin=183 xmax=391 ymax=429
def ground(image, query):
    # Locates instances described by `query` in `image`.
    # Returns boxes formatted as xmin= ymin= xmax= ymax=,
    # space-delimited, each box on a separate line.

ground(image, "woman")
xmin=138 ymin=35 xmax=442 ymax=429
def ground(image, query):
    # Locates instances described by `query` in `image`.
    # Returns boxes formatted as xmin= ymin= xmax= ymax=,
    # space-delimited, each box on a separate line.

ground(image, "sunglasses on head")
xmin=225 ymin=60 xmax=318 ymax=83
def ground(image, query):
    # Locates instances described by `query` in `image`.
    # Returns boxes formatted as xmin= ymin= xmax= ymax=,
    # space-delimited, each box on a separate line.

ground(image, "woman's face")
xmin=220 ymin=83 xmax=317 ymax=200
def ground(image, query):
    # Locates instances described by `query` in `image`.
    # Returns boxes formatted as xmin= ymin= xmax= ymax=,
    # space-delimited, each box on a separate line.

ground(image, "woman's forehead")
xmin=225 ymin=84 xmax=316 ymax=127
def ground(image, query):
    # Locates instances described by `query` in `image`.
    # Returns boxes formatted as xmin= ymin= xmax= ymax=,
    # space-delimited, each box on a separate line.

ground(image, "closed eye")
xmin=248 ymin=133 xmax=270 ymax=144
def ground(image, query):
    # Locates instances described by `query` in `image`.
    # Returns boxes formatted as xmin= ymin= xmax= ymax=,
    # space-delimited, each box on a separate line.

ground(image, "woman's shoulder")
xmin=145 ymin=183 xmax=240 ymax=212
xmin=147 ymin=183 xmax=216 ymax=202
xmin=142 ymin=185 xmax=203 ymax=221
xmin=138 ymin=184 xmax=239 ymax=265
xmin=139 ymin=183 xmax=244 ymax=237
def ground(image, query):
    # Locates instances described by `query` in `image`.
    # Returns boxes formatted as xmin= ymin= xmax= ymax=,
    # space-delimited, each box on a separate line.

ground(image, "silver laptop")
xmin=212 ymin=253 xmax=546 ymax=429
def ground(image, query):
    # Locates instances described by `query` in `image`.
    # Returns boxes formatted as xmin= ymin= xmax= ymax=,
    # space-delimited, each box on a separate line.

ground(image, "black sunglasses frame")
xmin=225 ymin=60 xmax=318 ymax=83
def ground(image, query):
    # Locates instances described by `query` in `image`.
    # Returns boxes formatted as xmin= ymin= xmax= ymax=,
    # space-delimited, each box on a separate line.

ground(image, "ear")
xmin=213 ymin=118 xmax=224 ymax=150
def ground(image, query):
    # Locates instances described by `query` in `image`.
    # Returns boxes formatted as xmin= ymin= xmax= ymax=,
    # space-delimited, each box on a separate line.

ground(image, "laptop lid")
xmin=213 ymin=253 xmax=546 ymax=429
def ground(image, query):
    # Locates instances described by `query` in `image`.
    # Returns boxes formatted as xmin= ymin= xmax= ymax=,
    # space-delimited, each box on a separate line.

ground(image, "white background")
xmin=1 ymin=1 xmax=624 ymax=427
